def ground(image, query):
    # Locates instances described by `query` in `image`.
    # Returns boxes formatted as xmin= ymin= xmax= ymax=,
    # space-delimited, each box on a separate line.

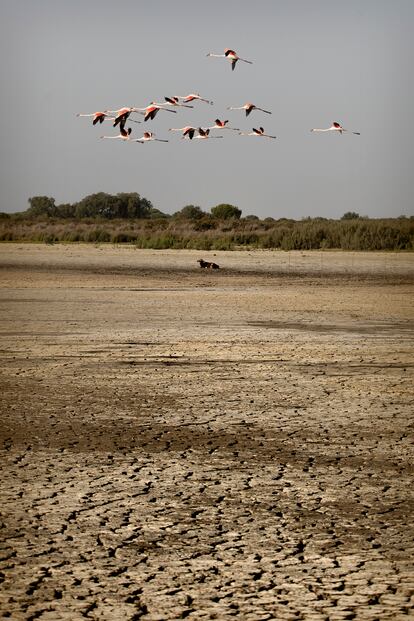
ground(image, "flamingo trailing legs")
xmin=132 ymin=131 xmax=168 ymax=143
xmin=205 ymin=119 xmax=240 ymax=131
xmin=169 ymin=126 xmax=197 ymax=140
xmin=227 ymin=102 xmax=272 ymax=116
xmin=174 ymin=93 xmax=213 ymax=105
xmin=133 ymin=104 xmax=177 ymax=122
xmin=100 ymin=127 xmax=132 ymax=141
xmin=195 ymin=128 xmax=223 ymax=140
xmin=239 ymin=127 xmax=277 ymax=139
xmin=310 ymin=121 xmax=360 ymax=135
xmin=206 ymin=48 xmax=253 ymax=71
xmin=76 ymin=111 xmax=114 ymax=125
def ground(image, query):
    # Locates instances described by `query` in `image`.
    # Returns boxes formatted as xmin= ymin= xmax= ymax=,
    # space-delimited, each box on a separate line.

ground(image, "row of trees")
xmin=10 ymin=195 xmax=410 ymax=223
xmin=25 ymin=193 xmax=164 ymax=220
xmin=174 ymin=204 xmax=242 ymax=220
xmin=21 ymin=195 xmax=242 ymax=221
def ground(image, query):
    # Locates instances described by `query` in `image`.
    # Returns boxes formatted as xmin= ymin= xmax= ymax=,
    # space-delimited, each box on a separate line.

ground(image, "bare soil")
xmin=1 ymin=244 xmax=413 ymax=620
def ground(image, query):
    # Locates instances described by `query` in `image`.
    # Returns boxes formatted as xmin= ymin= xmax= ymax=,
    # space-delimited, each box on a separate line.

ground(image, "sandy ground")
xmin=0 ymin=244 xmax=413 ymax=620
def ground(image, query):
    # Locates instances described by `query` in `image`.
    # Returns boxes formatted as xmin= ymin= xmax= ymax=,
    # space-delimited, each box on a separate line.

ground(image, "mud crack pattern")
xmin=0 ymin=246 xmax=413 ymax=620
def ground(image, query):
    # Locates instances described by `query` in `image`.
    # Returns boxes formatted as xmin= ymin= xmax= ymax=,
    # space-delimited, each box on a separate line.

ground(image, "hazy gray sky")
xmin=1 ymin=0 xmax=413 ymax=218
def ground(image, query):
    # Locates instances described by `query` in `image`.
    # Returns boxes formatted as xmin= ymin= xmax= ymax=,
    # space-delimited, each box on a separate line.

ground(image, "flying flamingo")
xmin=100 ymin=127 xmax=132 ymax=141
xmin=310 ymin=121 xmax=360 ymax=135
xmin=169 ymin=126 xmax=197 ymax=140
xmin=196 ymin=128 xmax=223 ymax=140
xmin=133 ymin=103 xmax=177 ymax=122
xmin=205 ymin=119 xmax=240 ymax=131
xmin=104 ymin=107 xmax=143 ymax=128
xmin=206 ymin=48 xmax=253 ymax=71
xmin=239 ymin=127 xmax=277 ymax=139
xmin=174 ymin=93 xmax=213 ymax=105
xmin=132 ymin=131 xmax=168 ymax=143
xmin=227 ymin=102 xmax=272 ymax=116
xmin=159 ymin=96 xmax=194 ymax=109
xmin=76 ymin=111 xmax=114 ymax=125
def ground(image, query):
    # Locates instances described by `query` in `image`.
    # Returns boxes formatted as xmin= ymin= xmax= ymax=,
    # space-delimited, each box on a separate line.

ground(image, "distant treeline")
xmin=0 ymin=193 xmax=413 ymax=251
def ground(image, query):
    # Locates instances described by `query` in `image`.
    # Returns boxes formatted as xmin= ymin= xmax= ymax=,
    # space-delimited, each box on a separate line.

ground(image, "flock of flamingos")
xmin=76 ymin=48 xmax=361 ymax=144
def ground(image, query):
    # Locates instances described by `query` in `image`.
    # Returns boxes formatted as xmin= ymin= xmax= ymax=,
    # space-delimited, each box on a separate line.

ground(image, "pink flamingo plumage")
xmin=104 ymin=107 xmax=143 ymax=129
xmin=100 ymin=127 xmax=132 ymax=141
xmin=196 ymin=128 xmax=223 ymax=140
xmin=206 ymin=48 xmax=253 ymax=71
xmin=227 ymin=102 xmax=272 ymax=116
xmin=133 ymin=103 xmax=177 ymax=122
xmin=205 ymin=119 xmax=240 ymax=131
xmin=174 ymin=93 xmax=213 ymax=105
xmin=239 ymin=127 xmax=277 ymax=139
xmin=76 ymin=111 xmax=114 ymax=125
xmin=132 ymin=131 xmax=168 ymax=143
xmin=169 ymin=126 xmax=197 ymax=140
xmin=311 ymin=121 xmax=360 ymax=135
xmin=159 ymin=96 xmax=194 ymax=109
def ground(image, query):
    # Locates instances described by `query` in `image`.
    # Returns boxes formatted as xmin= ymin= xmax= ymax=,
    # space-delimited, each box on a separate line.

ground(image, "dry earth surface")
xmin=0 ymin=244 xmax=413 ymax=621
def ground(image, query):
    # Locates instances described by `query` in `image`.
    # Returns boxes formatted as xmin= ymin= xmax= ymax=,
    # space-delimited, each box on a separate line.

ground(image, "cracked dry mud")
xmin=0 ymin=245 xmax=413 ymax=620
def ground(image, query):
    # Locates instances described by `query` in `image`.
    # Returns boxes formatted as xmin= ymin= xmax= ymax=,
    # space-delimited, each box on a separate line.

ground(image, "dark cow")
xmin=198 ymin=259 xmax=220 ymax=270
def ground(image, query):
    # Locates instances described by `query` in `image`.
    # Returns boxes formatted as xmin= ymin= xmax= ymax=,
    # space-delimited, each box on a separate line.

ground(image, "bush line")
xmin=0 ymin=217 xmax=413 ymax=251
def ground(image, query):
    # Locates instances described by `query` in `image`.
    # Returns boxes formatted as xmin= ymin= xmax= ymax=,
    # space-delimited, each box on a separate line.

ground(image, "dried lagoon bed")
xmin=0 ymin=244 xmax=413 ymax=620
